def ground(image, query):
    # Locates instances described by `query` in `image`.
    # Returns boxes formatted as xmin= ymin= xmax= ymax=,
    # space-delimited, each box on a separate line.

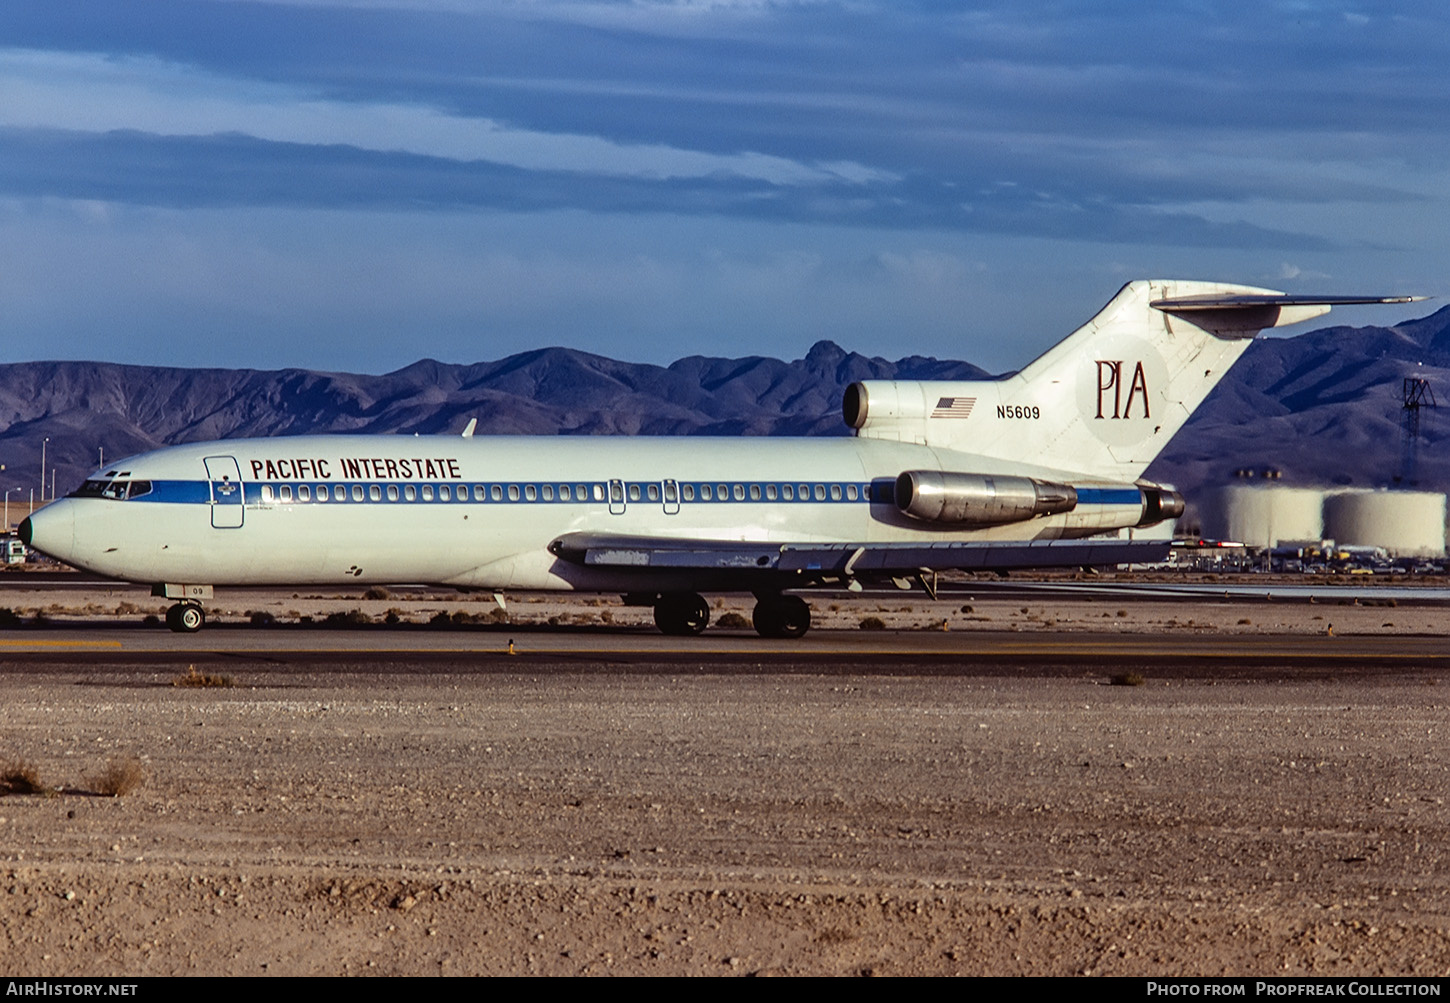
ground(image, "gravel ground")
xmin=0 ymin=584 xmax=1447 ymax=976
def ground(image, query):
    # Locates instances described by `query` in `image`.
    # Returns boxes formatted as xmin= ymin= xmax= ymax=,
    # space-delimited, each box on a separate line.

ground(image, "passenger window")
xmin=367 ymin=485 xmax=380 ymax=501
xmin=813 ymin=484 xmax=826 ymax=501
xmin=717 ymin=483 xmax=728 ymax=499
xmin=280 ymin=485 xmax=292 ymax=502
xmin=782 ymin=484 xmax=794 ymax=501
xmin=765 ymin=484 xmax=777 ymax=501
xmin=387 ymin=485 xmax=399 ymax=501
xmin=525 ymin=485 xmax=537 ymax=501
xmin=830 ymin=484 xmax=842 ymax=501
xmin=701 ymin=484 xmax=713 ymax=501
xmin=749 ymin=484 xmax=761 ymax=501
xmin=261 ymin=485 xmax=274 ymax=503
xmin=663 ymin=482 xmax=675 ymax=502
xmin=507 ymin=485 xmax=519 ymax=501
xmin=682 ymin=484 xmax=695 ymax=501
xmin=474 ymin=485 xmax=486 ymax=501
xmin=610 ymin=482 xmax=624 ymax=503
xmin=298 ymin=485 xmax=311 ymax=502
xmin=628 ymin=484 xmax=640 ymax=502
xmin=352 ymin=485 xmax=365 ymax=502
xmin=543 ymin=485 xmax=554 ymax=501
xmin=404 ymin=485 xmax=416 ymax=501
xmin=440 ymin=485 xmax=451 ymax=501
xmin=560 ymin=485 xmax=571 ymax=501
xmin=316 ymin=485 xmax=329 ymax=501
xmin=491 ymin=485 xmax=502 ymax=502
xmin=732 ymin=484 xmax=744 ymax=501
xmin=592 ymin=484 xmax=604 ymax=501
xmin=799 ymin=484 xmax=810 ymax=498
xmin=422 ymin=485 xmax=435 ymax=501
xmin=846 ymin=484 xmax=859 ymax=501
xmin=577 ymin=484 xmax=588 ymax=500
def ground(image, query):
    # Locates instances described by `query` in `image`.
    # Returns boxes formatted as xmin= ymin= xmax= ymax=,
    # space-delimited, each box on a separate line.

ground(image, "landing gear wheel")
xmin=752 ymin=595 xmax=811 ymax=639
xmin=167 ymin=602 xmax=206 ymax=633
xmin=653 ymin=593 xmax=710 ymax=636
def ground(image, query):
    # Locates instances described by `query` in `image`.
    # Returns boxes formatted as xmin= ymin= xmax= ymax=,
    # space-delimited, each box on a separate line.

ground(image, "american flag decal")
xmin=931 ymin=396 xmax=976 ymax=418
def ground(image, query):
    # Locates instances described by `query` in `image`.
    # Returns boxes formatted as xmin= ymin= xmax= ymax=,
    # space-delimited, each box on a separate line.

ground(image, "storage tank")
xmin=1322 ymin=490 xmax=1446 ymax=558
xmin=1201 ymin=485 xmax=1324 ymax=548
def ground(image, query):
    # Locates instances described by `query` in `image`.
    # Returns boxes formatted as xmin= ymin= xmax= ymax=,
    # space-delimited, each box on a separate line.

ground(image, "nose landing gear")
xmin=164 ymin=602 xmax=206 ymax=633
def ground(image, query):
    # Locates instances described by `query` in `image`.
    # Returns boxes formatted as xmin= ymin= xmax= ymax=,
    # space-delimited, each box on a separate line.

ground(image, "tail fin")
xmin=845 ymin=280 xmax=1420 ymax=481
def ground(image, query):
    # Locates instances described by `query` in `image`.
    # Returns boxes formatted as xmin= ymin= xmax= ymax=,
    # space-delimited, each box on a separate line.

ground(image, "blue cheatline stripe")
xmin=121 ymin=479 xmax=884 ymax=505
xmin=110 ymin=479 xmax=1145 ymax=509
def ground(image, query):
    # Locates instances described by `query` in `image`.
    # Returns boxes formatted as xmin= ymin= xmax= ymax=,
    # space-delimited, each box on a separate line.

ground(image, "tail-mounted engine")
xmin=895 ymin=471 xmax=1077 ymax=526
xmin=894 ymin=470 xmax=1185 ymax=529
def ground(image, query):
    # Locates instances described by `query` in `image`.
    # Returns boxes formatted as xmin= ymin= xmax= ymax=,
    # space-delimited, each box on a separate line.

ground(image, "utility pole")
xmin=39 ymin=437 xmax=48 ymax=502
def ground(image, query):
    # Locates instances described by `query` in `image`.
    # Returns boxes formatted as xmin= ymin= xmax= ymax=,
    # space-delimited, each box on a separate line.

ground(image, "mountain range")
xmin=4 ymin=307 xmax=1448 ymax=513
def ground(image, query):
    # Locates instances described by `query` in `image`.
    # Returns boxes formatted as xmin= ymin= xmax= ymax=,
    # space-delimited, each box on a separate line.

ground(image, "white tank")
xmin=1202 ymin=485 xmax=1324 ymax=548
xmin=1322 ymin=490 xmax=1447 ymax=558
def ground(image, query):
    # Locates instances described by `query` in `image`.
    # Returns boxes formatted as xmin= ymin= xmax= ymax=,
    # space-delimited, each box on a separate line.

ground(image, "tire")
xmin=171 ymin=603 xmax=205 ymax=633
xmin=753 ymin=595 xmax=810 ymax=639
xmin=654 ymin=593 xmax=710 ymax=636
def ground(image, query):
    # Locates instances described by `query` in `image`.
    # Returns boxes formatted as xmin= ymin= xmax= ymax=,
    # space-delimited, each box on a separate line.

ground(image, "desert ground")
xmin=0 ymin=578 xmax=1446 ymax=976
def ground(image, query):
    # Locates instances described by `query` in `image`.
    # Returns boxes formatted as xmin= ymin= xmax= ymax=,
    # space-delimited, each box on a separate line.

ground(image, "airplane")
xmin=19 ymin=280 xmax=1419 ymax=637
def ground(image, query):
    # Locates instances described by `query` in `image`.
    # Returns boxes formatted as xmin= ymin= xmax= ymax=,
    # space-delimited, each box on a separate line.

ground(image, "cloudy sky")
xmin=0 ymin=0 xmax=1445 ymax=373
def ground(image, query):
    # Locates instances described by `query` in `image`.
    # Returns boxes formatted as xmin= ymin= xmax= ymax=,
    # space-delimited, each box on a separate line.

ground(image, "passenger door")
xmin=203 ymin=456 xmax=245 ymax=529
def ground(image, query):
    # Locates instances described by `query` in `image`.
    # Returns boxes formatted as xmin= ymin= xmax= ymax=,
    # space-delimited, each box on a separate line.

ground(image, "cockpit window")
xmin=72 ymin=479 xmax=153 ymax=500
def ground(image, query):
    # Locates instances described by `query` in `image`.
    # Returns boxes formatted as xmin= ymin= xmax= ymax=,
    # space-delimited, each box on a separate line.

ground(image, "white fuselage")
xmin=26 ymin=434 xmax=1147 ymax=591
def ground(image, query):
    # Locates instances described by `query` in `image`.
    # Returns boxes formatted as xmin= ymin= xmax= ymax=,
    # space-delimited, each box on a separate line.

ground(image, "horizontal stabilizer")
xmin=1151 ymin=293 xmax=1423 ymax=311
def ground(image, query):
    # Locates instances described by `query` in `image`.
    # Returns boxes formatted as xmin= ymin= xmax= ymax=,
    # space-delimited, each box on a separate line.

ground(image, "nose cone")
xmin=18 ymin=502 xmax=75 ymax=562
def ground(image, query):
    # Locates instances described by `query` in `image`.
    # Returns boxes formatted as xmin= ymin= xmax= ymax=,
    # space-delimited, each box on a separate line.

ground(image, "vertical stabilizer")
xmin=845 ymin=281 xmax=1418 ymax=481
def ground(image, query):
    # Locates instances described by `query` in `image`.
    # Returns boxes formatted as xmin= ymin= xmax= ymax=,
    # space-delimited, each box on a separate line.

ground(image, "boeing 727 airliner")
xmin=19 ymin=280 xmax=1418 ymax=636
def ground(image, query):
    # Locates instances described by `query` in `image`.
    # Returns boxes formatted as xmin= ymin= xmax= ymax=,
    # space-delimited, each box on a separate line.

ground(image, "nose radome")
xmin=17 ymin=503 xmax=75 ymax=562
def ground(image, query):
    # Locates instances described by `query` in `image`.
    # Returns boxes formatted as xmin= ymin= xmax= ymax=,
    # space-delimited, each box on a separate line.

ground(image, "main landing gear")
xmin=165 ymin=602 xmax=206 ymax=633
xmin=750 ymin=594 xmax=811 ymax=639
xmin=653 ymin=592 xmax=711 ymax=636
xmin=648 ymin=592 xmax=812 ymax=638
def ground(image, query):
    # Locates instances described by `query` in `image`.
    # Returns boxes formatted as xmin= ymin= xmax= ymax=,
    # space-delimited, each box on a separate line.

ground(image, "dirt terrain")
xmin=0 ymin=585 xmax=1447 ymax=976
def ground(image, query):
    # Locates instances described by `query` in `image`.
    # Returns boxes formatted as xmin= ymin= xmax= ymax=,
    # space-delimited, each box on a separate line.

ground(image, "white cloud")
xmin=0 ymin=48 xmax=893 ymax=187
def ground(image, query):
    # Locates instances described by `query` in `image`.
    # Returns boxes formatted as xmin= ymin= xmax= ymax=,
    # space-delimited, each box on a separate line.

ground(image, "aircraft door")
xmin=608 ymin=478 xmax=626 ymax=515
xmin=203 ymin=456 xmax=245 ymax=529
xmin=662 ymin=479 xmax=680 ymax=515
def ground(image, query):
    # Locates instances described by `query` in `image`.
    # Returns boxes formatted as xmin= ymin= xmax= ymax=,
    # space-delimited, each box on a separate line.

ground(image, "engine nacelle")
xmin=895 ymin=471 xmax=1078 ymax=526
xmin=1137 ymin=485 xmax=1185 ymax=527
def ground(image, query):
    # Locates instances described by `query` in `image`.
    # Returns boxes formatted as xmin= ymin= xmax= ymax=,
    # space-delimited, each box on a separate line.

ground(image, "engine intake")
xmin=895 ymin=471 xmax=1078 ymax=526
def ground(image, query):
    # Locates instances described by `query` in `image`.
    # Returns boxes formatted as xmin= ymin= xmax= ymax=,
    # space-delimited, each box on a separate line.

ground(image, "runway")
xmin=0 ymin=621 xmax=1445 ymax=677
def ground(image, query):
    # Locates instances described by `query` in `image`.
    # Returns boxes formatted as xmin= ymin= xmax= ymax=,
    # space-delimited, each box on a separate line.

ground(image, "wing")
xmin=548 ymin=532 xmax=1167 ymax=579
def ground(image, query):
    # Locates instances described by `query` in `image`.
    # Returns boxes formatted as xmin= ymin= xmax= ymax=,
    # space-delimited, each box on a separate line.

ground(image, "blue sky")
xmin=0 ymin=0 xmax=1445 ymax=373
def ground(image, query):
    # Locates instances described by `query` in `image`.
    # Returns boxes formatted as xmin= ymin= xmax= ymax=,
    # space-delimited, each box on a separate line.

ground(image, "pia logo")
xmin=1095 ymin=360 xmax=1150 ymax=420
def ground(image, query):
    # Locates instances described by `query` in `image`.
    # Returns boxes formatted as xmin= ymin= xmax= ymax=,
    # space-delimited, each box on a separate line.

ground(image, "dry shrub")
xmin=0 ymin=760 xmax=51 ymax=795
xmin=363 ymin=586 xmax=391 ymax=601
xmin=172 ymin=664 xmax=234 ymax=688
xmin=715 ymin=612 xmax=750 ymax=629
xmin=1110 ymin=672 xmax=1146 ymax=687
xmin=89 ymin=756 xmax=145 ymax=797
xmin=858 ymin=616 xmax=887 ymax=631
